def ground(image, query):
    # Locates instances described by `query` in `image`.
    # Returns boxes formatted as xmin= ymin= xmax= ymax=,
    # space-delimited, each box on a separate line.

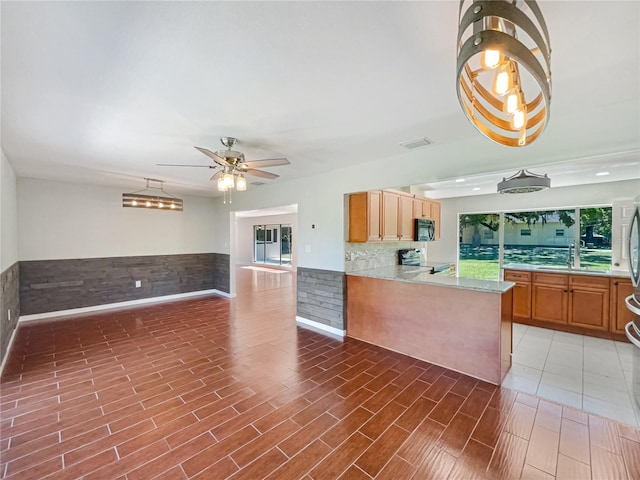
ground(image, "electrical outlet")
xmin=135 ymin=280 xmax=141 ymax=288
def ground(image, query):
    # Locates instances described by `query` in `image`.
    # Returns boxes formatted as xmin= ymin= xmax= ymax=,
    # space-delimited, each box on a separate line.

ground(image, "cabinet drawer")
xmin=569 ymin=275 xmax=609 ymax=289
xmin=533 ymin=273 xmax=568 ymax=286
xmin=504 ymin=270 xmax=531 ymax=282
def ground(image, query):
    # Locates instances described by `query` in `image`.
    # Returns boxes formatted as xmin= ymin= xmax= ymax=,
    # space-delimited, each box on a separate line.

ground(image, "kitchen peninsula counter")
xmin=348 ymin=265 xmax=514 ymax=293
xmin=346 ymin=269 xmax=514 ymax=385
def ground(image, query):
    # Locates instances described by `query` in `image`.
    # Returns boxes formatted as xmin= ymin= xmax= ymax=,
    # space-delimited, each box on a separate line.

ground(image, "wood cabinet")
xmin=349 ymin=190 xmax=440 ymax=243
xmin=504 ymin=270 xmax=531 ymax=320
xmin=611 ymin=277 xmax=634 ymax=334
xmin=532 ymin=273 xmax=569 ymax=325
xmin=567 ymin=275 xmax=609 ymax=331
xmin=348 ymin=191 xmax=382 ymax=242
xmin=506 ymin=268 xmax=627 ymax=339
xmin=381 ymin=191 xmax=400 ymax=241
xmin=398 ymin=194 xmax=414 ymax=240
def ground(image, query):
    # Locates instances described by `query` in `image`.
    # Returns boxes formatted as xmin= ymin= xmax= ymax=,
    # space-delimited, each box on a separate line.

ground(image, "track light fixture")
xmin=122 ymin=178 xmax=183 ymax=211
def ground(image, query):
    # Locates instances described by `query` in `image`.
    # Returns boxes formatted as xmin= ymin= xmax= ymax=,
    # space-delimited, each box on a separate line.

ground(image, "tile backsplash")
xmin=344 ymin=242 xmax=426 ymax=272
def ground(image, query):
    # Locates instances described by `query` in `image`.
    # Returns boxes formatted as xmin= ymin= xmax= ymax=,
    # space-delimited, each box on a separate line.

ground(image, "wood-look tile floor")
xmin=1 ymin=268 xmax=639 ymax=479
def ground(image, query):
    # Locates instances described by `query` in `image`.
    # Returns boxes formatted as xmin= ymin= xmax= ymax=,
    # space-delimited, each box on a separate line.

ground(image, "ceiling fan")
xmin=157 ymin=137 xmax=290 ymax=191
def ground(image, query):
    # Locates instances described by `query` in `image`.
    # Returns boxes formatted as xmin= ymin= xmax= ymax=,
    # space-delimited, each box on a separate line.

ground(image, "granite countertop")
xmin=347 ymin=265 xmax=515 ymax=293
xmin=503 ymin=263 xmax=629 ymax=278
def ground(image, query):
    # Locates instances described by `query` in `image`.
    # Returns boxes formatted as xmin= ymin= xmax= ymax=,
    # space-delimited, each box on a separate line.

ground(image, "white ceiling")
xmin=2 ymin=1 xmax=639 ymax=198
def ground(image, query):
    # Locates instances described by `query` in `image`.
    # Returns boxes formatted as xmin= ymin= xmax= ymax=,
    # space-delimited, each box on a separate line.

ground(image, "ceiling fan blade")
xmin=194 ymin=146 xmax=229 ymax=166
xmin=157 ymin=163 xmax=215 ymax=168
xmin=246 ymin=168 xmax=279 ymax=180
xmin=210 ymin=171 xmax=222 ymax=181
xmin=242 ymin=158 xmax=290 ymax=168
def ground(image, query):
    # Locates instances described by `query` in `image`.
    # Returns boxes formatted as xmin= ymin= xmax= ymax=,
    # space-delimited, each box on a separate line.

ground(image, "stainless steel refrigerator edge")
xmin=624 ymin=194 xmax=640 ymax=410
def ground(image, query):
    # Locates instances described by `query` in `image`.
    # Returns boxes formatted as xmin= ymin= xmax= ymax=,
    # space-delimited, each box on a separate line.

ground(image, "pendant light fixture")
xmin=456 ymin=0 xmax=551 ymax=147
xmin=497 ymin=169 xmax=550 ymax=194
xmin=122 ymin=178 xmax=183 ymax=211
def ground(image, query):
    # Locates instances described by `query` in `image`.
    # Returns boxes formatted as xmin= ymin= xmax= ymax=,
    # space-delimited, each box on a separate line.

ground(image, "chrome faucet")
xmin=567 ymin=243 xmax=574 ymax=269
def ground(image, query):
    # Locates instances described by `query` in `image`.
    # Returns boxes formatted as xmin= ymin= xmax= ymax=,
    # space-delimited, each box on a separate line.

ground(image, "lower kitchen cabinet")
xmin=532 ymin=273 xmax=568 ymax=325
xmin=567 ymin=275 xmax=609 ymax=331
xmin=611 ymin=277 xmax=634 ymax=334
xmin=504 ymin=270 xmax=531 ymax=320
xmin=506 ymin=269 xmax=627 ymax=339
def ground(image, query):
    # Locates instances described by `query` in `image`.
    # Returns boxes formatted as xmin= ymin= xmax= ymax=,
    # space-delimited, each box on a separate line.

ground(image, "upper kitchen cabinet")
xmin=381 ymin=190 xmax=400 ymax=241
xmin=398 ymin=194 xmax=414 ymax=241
xmin=348 ymin=190 xmax=441 ymax=243
xmin=348 ymin=191 xmax=382 ymax=242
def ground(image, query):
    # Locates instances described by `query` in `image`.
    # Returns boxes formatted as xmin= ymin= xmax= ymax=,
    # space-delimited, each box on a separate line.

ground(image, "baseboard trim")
xmin=19 ymin=289 xmax=231 ymax=323
xmin=295 ymin=316 xmax=345 ymax=340
xmin=0 ymin=325 xmax=20 ymax=378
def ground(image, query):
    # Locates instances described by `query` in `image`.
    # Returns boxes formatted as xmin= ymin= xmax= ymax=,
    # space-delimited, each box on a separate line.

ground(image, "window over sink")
xmin=458 ymin=207 xmax=612 ymax=280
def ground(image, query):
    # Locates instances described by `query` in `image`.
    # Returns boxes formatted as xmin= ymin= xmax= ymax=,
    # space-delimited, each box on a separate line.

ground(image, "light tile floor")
xmin=503 ymin=323 xmax=640 ymax=427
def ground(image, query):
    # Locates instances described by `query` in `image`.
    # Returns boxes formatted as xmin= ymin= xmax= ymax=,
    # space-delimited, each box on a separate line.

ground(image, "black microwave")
xmin=414 ymin=218 xmax=436 ymax=241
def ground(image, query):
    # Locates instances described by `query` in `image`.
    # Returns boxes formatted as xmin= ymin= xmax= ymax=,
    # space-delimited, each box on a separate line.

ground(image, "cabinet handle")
xmin=563 ymin=289 xmax=568 ymax=293
xmin=613 ymin=281 xmax=618 ymax=285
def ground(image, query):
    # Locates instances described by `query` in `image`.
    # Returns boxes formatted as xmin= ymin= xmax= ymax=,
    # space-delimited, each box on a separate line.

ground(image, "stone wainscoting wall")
xmin=20 ymin=253 xmax=230 ymax=315
xmin=297 ymin=267 xmax=346 ymax=331
xmin=1 ymin=262 xmax=20 ymax=363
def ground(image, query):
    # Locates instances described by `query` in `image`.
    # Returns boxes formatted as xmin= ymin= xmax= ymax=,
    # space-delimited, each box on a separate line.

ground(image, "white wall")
xmin=426 ymin=179 xmax=640 ymax=269
xmin=235 ymin=213 xmax=297 ymax=267
xmin=1 ymin=150 xmax=19 ymax=271
xmin=211 ymin=139 xmax=640 ymax=274
xmin=18 ymin=178 xmax=217 ymax=260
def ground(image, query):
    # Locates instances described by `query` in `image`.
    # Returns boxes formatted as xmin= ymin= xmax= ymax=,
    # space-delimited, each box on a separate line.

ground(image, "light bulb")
xmin=217 ymin=176 xmax=227 ymax=192
xmin=170 ymin=203 xmax=176 ymax=209
xmin=158 ymin=202 xmax=164 ymax=208
xmin=224 ymin=173 xmax=235 ymax=189
xmin=492 ymin=64 xmax=511 ymax=96
xmin=236 ymin=175 xmax=247 ymax=191
xmin=504 ymin=91 xmax=520 ymax=114
xmin=131 ymin=200 xmax=137 ymax=206
xmin=511 ymin=109 xmax=526 ymax=130
xmin=481 ymin=49 xmax=502 ymax=69
xmin=146 ymin=201 xmax=151 ymax=207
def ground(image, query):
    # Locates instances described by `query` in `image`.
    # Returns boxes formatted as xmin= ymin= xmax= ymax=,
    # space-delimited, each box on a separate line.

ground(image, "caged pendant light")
xmin=456 ymin=0 xmax=552 ymax=147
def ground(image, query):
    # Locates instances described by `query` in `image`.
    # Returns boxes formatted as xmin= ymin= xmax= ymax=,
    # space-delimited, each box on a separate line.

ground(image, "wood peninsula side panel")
xmin=346 ymin=275 xmax=512 ymax=385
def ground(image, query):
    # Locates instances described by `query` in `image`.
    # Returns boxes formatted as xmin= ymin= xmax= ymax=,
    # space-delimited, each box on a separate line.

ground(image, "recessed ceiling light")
xmin=472 ymin=187 xmax=481 ymax=191
xmin=455 ymin=178 xmax=465 ymax=183
xmin=595 ymin=171 xmax=610 ymax=176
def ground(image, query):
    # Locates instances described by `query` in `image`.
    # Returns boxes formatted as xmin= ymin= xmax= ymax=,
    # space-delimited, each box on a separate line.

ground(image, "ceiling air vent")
xmin=399 ymin=137 xmax=434 ymax=150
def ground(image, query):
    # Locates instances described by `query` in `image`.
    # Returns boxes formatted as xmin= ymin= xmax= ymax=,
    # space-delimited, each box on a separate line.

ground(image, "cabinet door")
xmin=532 ymin=284 xmax=568 ymax=324
xmin=367 ymin=191 xmax=382 ymax=242
xmin=567 ymin=275 xmax=609 ymax=331
xmin=423 ymin=200 xmax=432 ymax=218
xmin=381 ymin=191 xmax=399 ymax=241
xmin=431 ymin=202 xmax=441 ymax=240
xmin=568 ymin=286 xmax=609 ymax=331
xmin=504 ymin=270 xmax=532 ymax=320
xmin=611 ymin=277 xmax=634 ymax=334
xmin=398 ymin=195 xmax=414 ymax=240
xmin=348 ymin=191 xmax=381 ymax=242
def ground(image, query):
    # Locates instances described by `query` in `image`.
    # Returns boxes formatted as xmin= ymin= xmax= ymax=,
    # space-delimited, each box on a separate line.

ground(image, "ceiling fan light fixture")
xmin=497 ymin=169 xmax=550 ymax=194
xmin=123 ymin=178 xmax=183 ymax=211
xmin=456 ymin=0 xmax=552 ymax=147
